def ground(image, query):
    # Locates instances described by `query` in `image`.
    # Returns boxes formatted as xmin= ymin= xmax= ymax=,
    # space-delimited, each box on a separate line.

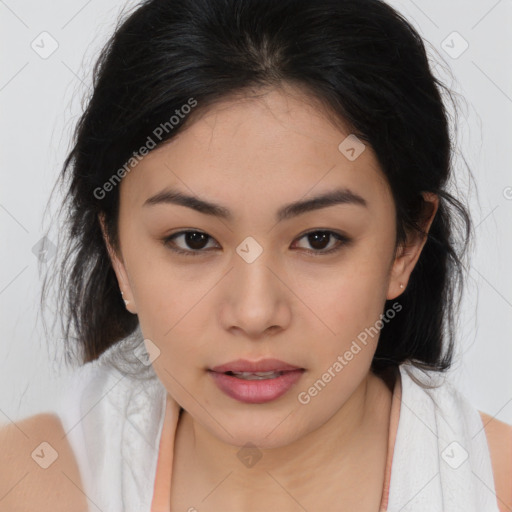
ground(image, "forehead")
xmin=119 ymin=86 xmax=392 ymax=215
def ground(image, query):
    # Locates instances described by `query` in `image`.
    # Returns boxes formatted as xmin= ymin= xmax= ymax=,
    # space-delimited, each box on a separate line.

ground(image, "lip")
xmin=208 ymin=359 xmax=305 ymax=404
xmin=210 ymin=358 xmax=303 ymax=373
xmin=209 ymin=370 xmax=305 ymax=404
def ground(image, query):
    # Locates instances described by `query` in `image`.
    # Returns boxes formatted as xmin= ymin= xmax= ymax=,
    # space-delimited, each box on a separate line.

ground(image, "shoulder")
xmin=0 ymin=413 xmax=88 ymax=512
xmin=478 ymin=411 xmax=512 ymax=512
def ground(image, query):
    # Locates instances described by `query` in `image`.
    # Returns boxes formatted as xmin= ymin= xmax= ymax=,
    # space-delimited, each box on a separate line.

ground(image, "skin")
xmin=100 ymin=83 xmax=438 ymax=511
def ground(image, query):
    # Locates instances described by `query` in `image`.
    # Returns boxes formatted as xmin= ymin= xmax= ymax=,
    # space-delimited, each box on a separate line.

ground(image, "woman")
xmin=1 ymin=0 xmax=510 ymax=511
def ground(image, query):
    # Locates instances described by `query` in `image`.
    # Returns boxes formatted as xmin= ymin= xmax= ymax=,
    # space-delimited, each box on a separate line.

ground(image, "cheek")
xmin=294 ymin=276 xmax=387 ymax=411
xmin=126 ymin=250 xmax=210 ymax=338
xmin=309 ymin=246 xmax=390 ymax=313
xmin=299 ymin=250 xmax=392 ymax=363
xmin=138 ymin=296 xmax=210 ymax=369
xmin=141 ymin=319 xmax=209 ymax=408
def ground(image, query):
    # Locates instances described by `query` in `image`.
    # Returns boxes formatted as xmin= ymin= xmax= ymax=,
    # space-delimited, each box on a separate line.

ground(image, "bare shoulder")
xmin=479 ymin=411 xmax=512 ymax=512
xmin=0 ymin=412 xmax=88 ymax=512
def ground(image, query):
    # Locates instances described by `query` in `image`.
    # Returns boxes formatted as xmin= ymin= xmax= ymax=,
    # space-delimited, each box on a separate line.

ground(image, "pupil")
xmin=186 ymin=232 xmax=208 ymax=250
xmin=309 ymin=232 xmax=329 ymax=250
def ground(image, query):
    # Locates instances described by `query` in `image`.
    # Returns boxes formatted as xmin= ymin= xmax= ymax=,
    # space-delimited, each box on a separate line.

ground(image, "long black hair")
xmin=41 ymin=0 xmax=473 ymax=376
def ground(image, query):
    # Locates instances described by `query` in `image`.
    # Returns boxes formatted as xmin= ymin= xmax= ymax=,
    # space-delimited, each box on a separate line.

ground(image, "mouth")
xmin=208 ymin=359 xmax=305 ymax=404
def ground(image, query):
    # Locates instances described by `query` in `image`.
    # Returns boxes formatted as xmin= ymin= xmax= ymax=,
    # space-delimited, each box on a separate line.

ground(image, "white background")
xmin=1 ymin=0 xmax=511 ymax=426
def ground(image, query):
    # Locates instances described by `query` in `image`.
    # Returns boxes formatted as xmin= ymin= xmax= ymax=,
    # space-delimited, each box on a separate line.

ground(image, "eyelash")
xmin=161 ymin=230 xmax=350 ymax=257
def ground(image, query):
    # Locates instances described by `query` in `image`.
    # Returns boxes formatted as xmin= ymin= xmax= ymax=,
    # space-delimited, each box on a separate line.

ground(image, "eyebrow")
xmin=143 ymin=187 xmax=368 ymax=222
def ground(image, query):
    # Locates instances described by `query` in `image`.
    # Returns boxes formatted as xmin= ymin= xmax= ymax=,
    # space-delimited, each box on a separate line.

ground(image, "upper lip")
xmin=210 ymin=358 xmax=303 ymax=373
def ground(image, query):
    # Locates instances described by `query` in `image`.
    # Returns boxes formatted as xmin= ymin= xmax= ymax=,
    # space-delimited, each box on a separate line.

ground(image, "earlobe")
xmin=386 ymin=243 xmax=411 ymax=300
xmin=386 ymin=241 xmax=419 ymax=299
xmin=97 ymin=213 xmax=137 ymax=314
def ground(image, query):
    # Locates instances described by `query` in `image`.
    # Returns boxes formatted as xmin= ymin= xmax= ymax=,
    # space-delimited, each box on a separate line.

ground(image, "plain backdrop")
xmin=1 ymin=0 xmax=511 ymax=426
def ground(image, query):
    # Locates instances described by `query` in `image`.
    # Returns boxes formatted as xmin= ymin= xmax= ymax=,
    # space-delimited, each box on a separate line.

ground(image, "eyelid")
xmin=162 ymin=229 xmax=351 ymax=257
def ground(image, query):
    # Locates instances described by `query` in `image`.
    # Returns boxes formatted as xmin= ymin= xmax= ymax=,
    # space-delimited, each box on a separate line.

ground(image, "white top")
xmin=56 ymin=336 xmax=499 ymax=512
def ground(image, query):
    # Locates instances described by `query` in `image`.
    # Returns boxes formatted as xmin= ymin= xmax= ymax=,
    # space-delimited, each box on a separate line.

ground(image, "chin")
xmin=226 ymin=429 xmax=302 ymax=452
xmin=202 ymin=408 xmax=309 ymax=450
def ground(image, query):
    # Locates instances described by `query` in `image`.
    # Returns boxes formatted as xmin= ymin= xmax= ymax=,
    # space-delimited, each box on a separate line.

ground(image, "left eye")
xmin=292 ymin=230 xmax=349 ymax=254
xmin=162 ymin=230 xmax=350 ymax=256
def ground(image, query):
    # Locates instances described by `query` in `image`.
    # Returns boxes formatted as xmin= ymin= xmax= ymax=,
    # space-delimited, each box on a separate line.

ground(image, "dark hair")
xmin=41 ymin=0 xmax=473 ymax=377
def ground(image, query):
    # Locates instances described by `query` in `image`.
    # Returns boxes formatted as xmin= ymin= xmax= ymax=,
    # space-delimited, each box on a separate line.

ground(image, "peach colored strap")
xmin=379 ymin=370 xmax=402 ymax=511
xmin=151 ymin=395 xmax=175 ymax=512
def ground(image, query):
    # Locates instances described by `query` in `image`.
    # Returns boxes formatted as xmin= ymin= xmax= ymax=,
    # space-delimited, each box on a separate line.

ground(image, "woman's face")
xmin=104 ymin=85 xmax=434 ymax=449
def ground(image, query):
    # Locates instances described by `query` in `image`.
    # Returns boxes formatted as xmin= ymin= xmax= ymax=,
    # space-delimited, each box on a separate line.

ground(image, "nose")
xmin=219 ymin=254 xmax=292 ymax=339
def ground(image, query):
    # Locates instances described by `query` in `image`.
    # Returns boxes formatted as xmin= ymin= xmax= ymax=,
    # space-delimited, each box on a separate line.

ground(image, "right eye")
xmin=162 ymin=230 xmax=220 ymax=256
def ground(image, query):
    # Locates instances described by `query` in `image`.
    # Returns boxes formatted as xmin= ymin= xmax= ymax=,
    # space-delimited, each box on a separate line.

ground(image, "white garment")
xmin=57 ymin=337 xmax=168 ymax=512
xmin=56 ymin=338 xmax=500 ymax=512
xmin=386 ymin=364 xmax=499 ymax=512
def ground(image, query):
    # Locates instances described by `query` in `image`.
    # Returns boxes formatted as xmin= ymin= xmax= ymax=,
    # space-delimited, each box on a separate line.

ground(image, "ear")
xmin=98 ymin=213 xmax=137 ymax=314
xmin=387 ymin=192 xmax=439 ymax=300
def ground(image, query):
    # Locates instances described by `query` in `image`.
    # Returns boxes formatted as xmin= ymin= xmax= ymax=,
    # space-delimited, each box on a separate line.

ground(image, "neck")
xmin=174 ymin=370 xmax=394 ymax=509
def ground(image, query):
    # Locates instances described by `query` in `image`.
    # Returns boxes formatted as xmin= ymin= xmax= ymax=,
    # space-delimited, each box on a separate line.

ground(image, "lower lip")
xmin=208 ymin=370 xmax=305 ymax=404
